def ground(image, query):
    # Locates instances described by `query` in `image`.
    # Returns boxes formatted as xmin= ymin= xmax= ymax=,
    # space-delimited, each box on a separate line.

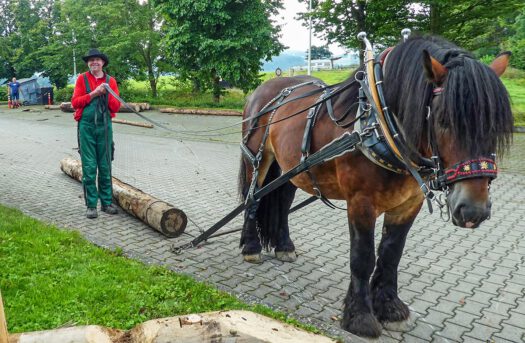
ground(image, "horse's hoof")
xmin=243 ymin=253 xmax=263 ymax=264
xmin=275 ymin=250 xmax=297 ymax=262
xmin=373 ymin=294 xmax=410 ymax=323
xmin=341 ymin=312 xmax=382 ymax=338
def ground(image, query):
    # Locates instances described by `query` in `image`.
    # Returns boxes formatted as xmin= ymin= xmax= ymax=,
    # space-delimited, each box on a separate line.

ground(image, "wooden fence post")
xmin=0 ymin=290 xmax=8 ymax=343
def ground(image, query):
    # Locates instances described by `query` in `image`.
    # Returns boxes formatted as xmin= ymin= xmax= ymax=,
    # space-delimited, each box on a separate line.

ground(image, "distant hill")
xmin=262 ymin=50 xmax=306 ymax=72
xmin=262 ymin=49 xmax=359 ymax=72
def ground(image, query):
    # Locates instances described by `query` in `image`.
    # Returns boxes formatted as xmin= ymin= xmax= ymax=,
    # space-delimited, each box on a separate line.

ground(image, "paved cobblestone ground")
xmin=1 ymin=106 xmax=524 ymax=342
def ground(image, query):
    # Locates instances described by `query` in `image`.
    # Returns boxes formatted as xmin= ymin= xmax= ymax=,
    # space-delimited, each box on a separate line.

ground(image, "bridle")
xmin=425 ymin=87 xmax=498 ymax=192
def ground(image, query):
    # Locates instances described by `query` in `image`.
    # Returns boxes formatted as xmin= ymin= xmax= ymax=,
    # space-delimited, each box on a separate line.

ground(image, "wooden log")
xmin=0 ymin=290 xmax=8 ymax=343
xmin=7 ymin=311 xmax=335 ymax=343
xmin=45 ymin=105 xmax=62 ymax=110
xmin=60 ymin=157 xmax=187 ymax=238
xmin=111 ymin=118 xmax=153 ymax=128
xmin=134 ymin=102 xmax=150 ymax=111
xmin=60 ymin=102 xmax=75 ymax=113
xmin=159 ymin=107 xmax=242 ymax=116
xmin=118 ymin=103 xmax=141 ymax=113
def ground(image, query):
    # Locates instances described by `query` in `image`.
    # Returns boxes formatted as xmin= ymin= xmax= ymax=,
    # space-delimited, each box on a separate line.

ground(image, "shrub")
xmin=54 ymin=85 xmax=75 ymax=102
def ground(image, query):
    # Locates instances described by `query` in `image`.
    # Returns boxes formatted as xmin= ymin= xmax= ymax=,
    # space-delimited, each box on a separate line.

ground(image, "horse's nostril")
xmin=454 ymin=203 xmax=490 ymax=228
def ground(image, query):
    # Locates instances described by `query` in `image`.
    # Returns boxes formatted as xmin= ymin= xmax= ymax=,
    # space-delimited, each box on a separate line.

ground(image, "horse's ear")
xmin=490 ymin=51 xmax=511 ymax=77
xmin=422 ymin=50 xmax=448 ymax=84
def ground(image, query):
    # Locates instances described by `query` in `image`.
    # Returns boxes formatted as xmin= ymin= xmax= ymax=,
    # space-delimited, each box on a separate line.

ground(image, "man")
xmin=71 ymin=48 xmax=120 ymax=219
xmin=7 ymin=77 xmax=22 ymax=107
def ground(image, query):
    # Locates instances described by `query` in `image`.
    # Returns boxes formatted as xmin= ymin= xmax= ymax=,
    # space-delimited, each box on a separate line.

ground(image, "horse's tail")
xmin=238 ymin=157 xmax=285 ymax=250
xmin=256 ymin=161 xmax=284 ymax=250
xmin=238 ymin=156 xmax=249 ymax=203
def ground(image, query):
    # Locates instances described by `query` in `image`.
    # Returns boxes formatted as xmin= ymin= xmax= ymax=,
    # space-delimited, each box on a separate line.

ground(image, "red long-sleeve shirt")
xmin=71 ymin=72 xmax=120 ymax=121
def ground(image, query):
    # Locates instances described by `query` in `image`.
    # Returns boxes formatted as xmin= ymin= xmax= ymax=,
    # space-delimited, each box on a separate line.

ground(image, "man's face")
xmin=12 ymin=77 xmax=16 ymax=82
xmin=88 ymin=57 xmax=105 ymax=72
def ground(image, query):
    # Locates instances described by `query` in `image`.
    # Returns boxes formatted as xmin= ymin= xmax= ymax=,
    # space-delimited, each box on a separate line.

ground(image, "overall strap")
xmin=83 ymin=72 xmax=91 ymax=93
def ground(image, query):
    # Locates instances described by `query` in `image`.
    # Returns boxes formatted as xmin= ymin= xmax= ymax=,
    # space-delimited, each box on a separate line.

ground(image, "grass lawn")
xmin=501 ymin=77 xmax=525 ymax=126
xmin=0 ymin=205 xmax=317 ymax=334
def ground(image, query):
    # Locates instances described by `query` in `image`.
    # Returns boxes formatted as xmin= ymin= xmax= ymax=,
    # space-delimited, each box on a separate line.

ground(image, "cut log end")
xmin=160 ymin=208 xmax=188 ymax=238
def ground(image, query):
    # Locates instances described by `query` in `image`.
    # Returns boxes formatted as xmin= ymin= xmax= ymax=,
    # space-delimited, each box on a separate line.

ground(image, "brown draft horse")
xmin=238 ymin=36 xmax=513 ymax=338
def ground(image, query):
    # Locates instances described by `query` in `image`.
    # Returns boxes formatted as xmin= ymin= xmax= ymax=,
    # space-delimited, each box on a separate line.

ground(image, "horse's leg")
xmin=341 ymin=204 xmax=382 ymax=338
xmin=239 ymin=150 xmax=275 ymax=264
xmin=273 ymin=181 xmax=297 ymax=262
xmin=371 ymin=198 xmax=422 ymax=323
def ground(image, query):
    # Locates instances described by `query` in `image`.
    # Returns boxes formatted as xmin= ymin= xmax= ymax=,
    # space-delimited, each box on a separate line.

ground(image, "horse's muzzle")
xmin=451 ymin=200 xmax=491 ymax=228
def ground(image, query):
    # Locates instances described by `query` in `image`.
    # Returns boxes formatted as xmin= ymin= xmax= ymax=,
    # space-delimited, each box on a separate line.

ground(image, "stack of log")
xmin=160 ymin=108 xmax=242 ymax=116
xmin=58 ymin=102 xmax=151 ymax=113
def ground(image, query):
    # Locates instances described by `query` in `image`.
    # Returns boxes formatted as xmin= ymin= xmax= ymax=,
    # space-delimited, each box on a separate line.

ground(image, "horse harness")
xmin=240 ymin=41 xmax=499 ymax=217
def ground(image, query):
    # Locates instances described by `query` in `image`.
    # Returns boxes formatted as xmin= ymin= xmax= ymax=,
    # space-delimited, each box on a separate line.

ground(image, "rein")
xmin=102 ymin=79 xmax=357 ymax=138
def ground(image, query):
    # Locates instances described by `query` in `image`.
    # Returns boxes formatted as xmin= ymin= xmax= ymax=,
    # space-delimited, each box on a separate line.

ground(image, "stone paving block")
xmin=503 ymin=311 xmax=525 ymax=330
xmin=466 ymin=290 xmax=498 ymax=306
xmin=447 ymin=309 xmax=480 ymax=329
xmin=402 ymin=319 xmax=436 ymax=342
xmin=406 ymin=298 xmax=433 ymax=317
xmin=463 ymin=322 xmax=501 ymax=342
xmin=434 ymin=321 xmax=470 ymax=342
xmin=415 ymin=289 xmax=446 ymax=305
xmin=496 ymin=290 xmax=521 ymax=306
xmin=494 ymin=323 xmax=525 ymax=343
xmin=476 ymin=310 xmax=507 ymax=329
xmin=457 ymin=298 xmax=488 ymax=316
xmin=420 ymin=309 xmax=452 ymax=328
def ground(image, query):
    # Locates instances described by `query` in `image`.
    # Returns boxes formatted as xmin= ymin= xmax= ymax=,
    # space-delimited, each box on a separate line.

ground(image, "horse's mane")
xmin=379 ymin=35 xmax=514 ymax=157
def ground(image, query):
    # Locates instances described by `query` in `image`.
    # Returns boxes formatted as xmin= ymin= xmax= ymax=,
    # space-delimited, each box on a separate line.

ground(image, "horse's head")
xmin=422 ymin=50 xmax=513 ymax=228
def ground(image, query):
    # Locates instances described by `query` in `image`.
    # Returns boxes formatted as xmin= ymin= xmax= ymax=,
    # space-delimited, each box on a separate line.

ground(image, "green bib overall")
xmin=79 ymin=73 xmax=113 ymax=208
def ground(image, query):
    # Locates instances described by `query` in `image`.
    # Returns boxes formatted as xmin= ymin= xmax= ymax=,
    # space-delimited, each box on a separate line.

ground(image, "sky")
xmin=274 ymin=1 xmax=347 ymax=56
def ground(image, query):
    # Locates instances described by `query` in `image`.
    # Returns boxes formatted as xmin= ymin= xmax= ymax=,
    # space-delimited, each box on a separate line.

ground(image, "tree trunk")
xmin=429 ymin=2 xmax=443 ymax=35
xmin=148 ymin=68 xmax=157 ymax=98
xmin=211 ymin=68 xmax=221 ymax=104
xmin=60 ymin=157 xmax=187 ymax=238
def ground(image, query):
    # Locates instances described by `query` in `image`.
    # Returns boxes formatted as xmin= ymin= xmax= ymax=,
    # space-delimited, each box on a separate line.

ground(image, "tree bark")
xmin=60 ymin=157 xmax=187 ymax=238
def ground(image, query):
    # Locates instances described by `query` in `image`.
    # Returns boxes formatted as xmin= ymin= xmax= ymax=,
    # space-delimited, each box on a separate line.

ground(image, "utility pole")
xmin=72 ymin=30 xmax=77 ymax=77
xmin=307 ymin=0 xmax=312 ymax=76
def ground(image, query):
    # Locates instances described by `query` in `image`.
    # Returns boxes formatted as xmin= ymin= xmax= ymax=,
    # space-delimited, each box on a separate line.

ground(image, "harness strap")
xmin=172 ymin=131 xmax=363 ymax=253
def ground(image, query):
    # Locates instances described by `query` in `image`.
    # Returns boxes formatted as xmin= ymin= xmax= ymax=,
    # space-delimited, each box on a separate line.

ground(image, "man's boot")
xmin=101 ymin=203 xmax=118 ymax=215
xmin=86 ymin=207 xmax=98 ymax=219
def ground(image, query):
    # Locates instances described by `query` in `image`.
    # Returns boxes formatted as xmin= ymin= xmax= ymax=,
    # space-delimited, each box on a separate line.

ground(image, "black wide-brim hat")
xmin=82 ymin=48 xmax=109 ymax=66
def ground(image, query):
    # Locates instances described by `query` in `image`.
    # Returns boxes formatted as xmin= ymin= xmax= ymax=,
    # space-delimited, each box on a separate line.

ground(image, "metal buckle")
xmin=282 ymin=88 xmax=292 ymax=97
xmin=171 ymin=241 xmax=194 ymax=255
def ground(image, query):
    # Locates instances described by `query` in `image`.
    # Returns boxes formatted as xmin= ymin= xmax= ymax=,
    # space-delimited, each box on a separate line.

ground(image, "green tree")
xmin=506 ymin=8 xmax=525 ymax=70
xmin=418 ymin=0 xmax=525 ymax=52
xmin=298 ymin=0 xmax=413 ymax=64
xmin=155 ymin=0 xmax=285 ymax=102
xmin=306 ymin=45 xmax=332 ymax=60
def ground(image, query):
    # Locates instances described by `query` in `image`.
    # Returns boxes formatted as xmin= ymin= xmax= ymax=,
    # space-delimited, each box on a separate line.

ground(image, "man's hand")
xmin=90 ymin=83 xmax=108 ymax=99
